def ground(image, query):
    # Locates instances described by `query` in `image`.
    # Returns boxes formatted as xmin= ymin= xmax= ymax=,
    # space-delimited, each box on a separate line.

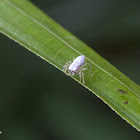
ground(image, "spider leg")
xmin=78 ymin=70 xmax=82 ymax=82
xmin=80 ymin=63 xmax=87 ymax=69
xmin=63 ymin=65 xmax=68 ymax=73
xmin=64 ymin=61 xmax=72 ymax=66
xmin=63 ymin=61 xmax=72 ymax=76
xmin=80 ymin=67 xmax=87 ymax=72
xmin=77 ymin=66 xmax=87 ymax=84
xmin=81 ymin=72 xmax=85 ymax=84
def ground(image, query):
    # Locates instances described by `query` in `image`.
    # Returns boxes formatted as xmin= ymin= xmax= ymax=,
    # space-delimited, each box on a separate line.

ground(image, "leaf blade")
xmin=0 ymin=0 xmax=140 ymax=130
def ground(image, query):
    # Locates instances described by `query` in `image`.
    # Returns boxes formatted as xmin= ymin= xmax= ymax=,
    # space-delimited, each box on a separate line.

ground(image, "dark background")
xmin=1 ymin=0 xmax=140 ymax=139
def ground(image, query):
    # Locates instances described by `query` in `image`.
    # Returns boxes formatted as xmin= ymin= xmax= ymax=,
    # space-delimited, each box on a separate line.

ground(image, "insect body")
xmin=63 ymin=55 xmax=87 ymax=84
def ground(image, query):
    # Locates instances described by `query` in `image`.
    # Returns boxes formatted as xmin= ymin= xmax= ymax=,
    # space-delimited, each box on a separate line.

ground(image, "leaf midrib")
xmin=5 ymin=0 xmax=139 ymax=97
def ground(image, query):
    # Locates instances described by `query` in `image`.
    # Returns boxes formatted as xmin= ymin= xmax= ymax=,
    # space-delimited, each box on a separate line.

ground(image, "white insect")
xmin=63 ymin=55 xmax=87 ymax=84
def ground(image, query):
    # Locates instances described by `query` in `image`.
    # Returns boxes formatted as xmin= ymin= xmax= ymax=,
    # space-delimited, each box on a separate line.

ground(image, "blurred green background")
xmin=1 ymin=0 xmax=140 ymax=139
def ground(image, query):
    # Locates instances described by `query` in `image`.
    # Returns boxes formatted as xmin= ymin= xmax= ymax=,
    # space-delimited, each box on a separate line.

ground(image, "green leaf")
xmin=0 ymin=0 xmax=140 ymax=130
